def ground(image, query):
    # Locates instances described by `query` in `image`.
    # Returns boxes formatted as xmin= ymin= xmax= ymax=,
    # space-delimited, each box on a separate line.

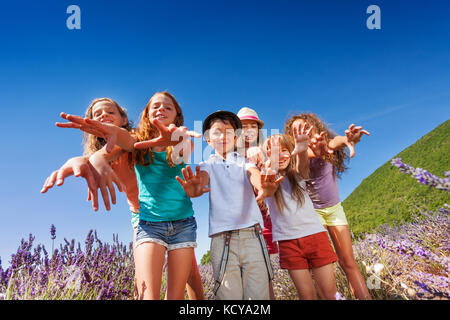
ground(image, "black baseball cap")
xmin=202 ymin=110 xmax=242 ymax=135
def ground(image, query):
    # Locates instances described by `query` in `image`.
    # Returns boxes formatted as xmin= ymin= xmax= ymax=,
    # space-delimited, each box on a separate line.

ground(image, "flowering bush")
xmin=0 ymin=229 xmax=134 ymax=300
xmin=196 ymin=207 xmax=449 ymax=300
xmin=0 ymin=158 xmax=448 ymax=300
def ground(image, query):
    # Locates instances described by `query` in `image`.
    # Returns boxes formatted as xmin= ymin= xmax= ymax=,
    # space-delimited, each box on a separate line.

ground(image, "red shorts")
xmin=278 ymin=232 xmax=338 ymax=270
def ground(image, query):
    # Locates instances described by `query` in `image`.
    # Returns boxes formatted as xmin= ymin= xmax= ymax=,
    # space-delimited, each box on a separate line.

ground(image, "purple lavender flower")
xmin=391 ymin=158 xmax=450 ymax=192
xmin=50 ymin=225 xmax=56 ymax=240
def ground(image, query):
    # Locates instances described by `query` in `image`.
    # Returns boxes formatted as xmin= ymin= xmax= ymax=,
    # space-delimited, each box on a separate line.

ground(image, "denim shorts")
xmin=135 ymin=216 xmax=197 ymax=251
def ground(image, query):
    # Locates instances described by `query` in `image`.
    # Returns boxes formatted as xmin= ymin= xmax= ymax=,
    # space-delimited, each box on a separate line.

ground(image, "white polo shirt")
xmin=199 ymin=152 xmax=264 ymax=237
xmin=266 ymin=178 xmax=326 ymax=242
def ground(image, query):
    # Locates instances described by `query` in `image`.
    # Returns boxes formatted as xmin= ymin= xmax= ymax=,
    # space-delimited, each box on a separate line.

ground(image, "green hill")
xmin=343 ymin=119 xmax=450 ymax=238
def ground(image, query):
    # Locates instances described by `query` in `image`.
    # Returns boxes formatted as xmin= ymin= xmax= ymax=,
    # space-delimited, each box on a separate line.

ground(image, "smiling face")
xmin=241 ymin=119 xmax=259 ymax=145
xmin=206 ymin=120 xmax=237 ymax=157
xmin=267 ymin=140 xmax=291 ymax=172
xmin=277 ymin=145 xmax=291 ymax=171
xmin=148 ymin=93 xmax=178 ymax=127
xmin=91 ymin=101 xmax=126 ymax=126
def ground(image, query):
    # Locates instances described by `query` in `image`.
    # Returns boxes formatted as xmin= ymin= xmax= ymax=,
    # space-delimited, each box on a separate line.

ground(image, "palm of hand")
xmin=292 ymin=134 xmax=309 ymax=155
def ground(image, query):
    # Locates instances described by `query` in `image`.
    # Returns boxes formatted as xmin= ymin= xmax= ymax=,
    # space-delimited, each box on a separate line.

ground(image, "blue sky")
xmin=0 ymin=0 xmax=449 ymax=268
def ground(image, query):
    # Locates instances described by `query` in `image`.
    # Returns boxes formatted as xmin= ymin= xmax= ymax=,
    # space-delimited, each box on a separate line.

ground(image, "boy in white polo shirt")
xmin=176 ymin=111 xmax=283 ymax=300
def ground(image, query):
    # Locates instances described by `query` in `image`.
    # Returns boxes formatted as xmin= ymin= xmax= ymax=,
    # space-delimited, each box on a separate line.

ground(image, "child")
xmin=263 ymin=132 xmax=339 ymax=300
xmin=42 ymin=93 xmax=204 ymax=300
xmin=236 ymin=107 xmax=278 ymax=300
xmin=284 ymin=113 xmax=371 ymax=300
xmin=175 ymin=110 xmax=282 ymax=300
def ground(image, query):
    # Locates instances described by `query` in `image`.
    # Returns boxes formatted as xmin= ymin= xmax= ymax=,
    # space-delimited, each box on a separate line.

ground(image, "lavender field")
xmin=1 ymin=159 xmax=448 ymax=300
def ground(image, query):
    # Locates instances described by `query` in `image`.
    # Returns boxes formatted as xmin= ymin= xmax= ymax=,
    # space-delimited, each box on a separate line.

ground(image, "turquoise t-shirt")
xmin=134 ymin=151 xmax=194 ymax=222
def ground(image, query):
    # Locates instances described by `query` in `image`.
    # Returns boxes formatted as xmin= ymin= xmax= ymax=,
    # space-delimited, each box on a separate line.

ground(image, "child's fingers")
xmin=255 ymin=190 xmax=264 ymax=202
xmin=181 ymin=167 xmax=190 ymax=182
xmin=345 ymin=142 xmax=356 ymax=158
xmin=99 ymin=182 xmax=111 ymax=211
xmin=84 ymin=118 xmax=107 ymax=131
xmin=87 ymin=188 xmax=91 ymax=201
xmin=66 ymin=114 xmax=88 ymax=125
xmin=293 ymin=123 xmax=298 ymax=137
xmin=186 ymin=130 xmax=202 ymax=138
xmin=361 ymin=129 xmax=370 ymax=136
xmin=41 ymin=173 xmax=55 ymax=193
xmin=348 ymin=124 xmax=355 ymax=131
xmin=201 ymin=187 xmax=211 ymax=193
xmin=167 ymin=123 xmax=177 ymax=132
xmin=56 ymin=166 xmax=73 ymax=186
xmin=84 ymin=168 xmax=98 ymax=194
xmin=134 ymin=138 xmax=161 ymax=149
xmin=195 ymin=165 xmax=201 ymax=177
xmin=40 ymin=177 xmax=50 ymax=193
xmin=73 ymin=165 xmax=82 ymax=177
xmin=186 ymin=166 xmax=194 ymax=179
xmin=275 ymin=176 xmax=284 ymax=185
xmin=150 ymin=118 xmax=166 ymax=131
xmin=107 ymin=180 xmax=116 ymax=205
xmin=175 ymin=176 xmax=186 ymax=186
xmin=90 ymin=187 xmax=99 ymax=211
xmin=55 ymin=122 xmax=82 ymax=129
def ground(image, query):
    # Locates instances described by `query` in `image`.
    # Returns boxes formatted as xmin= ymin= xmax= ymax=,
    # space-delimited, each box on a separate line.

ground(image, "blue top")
xmin=134 ymin=151 xmax=194 ymax=222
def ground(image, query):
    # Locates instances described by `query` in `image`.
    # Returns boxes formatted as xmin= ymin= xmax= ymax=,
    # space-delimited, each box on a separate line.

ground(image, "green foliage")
xmin=343 ymin=119 xmax=450 ymax=238
xmin=200 ymin=250 xmax=210 ymax=265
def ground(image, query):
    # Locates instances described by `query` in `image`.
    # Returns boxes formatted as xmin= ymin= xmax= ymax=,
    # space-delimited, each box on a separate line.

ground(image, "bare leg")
xmin=186 ymin=252 xmax=205 ymax=300
xmin=268 ymin=280 xmax=275 ymax=300
xmin=327 ymin=225 xmax=371 ymax=300
xmin=166 ymin=247 xmax=195 ymax=300
xmin=134 ymin=242 xmax=166 ymax=300
xmin=311 ymin=263 xmax=337 ymax=300
xmin=288 ymin=269 xmax=318 ymax=300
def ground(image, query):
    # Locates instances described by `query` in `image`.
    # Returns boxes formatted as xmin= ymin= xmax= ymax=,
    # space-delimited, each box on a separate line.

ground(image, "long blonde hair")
xmin=83 ymin=98 xmax=132 ymax=156
xmin=133 ymin=92 xmax=184 ymax=167
xmin=263 ymin=134 xmax=307 ymax=214
xmin=284 ymin=113 xmax=349 ymax=177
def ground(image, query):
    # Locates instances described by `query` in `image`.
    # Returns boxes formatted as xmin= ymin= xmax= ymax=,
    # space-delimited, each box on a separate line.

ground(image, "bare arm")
xmin=327 ymin=124 xmax=370 ymax=158
xmin=56 ymin=113 xmax=136 ymax=152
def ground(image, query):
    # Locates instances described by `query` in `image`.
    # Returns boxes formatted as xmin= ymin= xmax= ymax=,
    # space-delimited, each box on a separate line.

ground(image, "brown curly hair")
xmin=284 ymin=113 xmax=349 ymax=177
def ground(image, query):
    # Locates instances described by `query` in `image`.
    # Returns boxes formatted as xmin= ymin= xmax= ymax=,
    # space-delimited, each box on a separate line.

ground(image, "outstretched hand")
xmin=255 ymin=161 xmax=284 ymax=202
xmin=134 ymin=119 xmax=201 ymax=150
xmin=344 ymin=124 xmax=370 ymax=158
xmin=41 ymin=156 xmax=96 ymax=194
xmin=309 ymin=131 xmax=334 ymax=157
xmin=175 ymin=165 xmax=210 ymax=198
xmin=246 ymin=146 xmax=266 ymax=170
xmin=40 ymin=156 xmax=123 ymax=211
xmin=291 ymin=120 xmax=313 ymax=156
xmin=56 ymin=113 xmax=120 ymax=153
